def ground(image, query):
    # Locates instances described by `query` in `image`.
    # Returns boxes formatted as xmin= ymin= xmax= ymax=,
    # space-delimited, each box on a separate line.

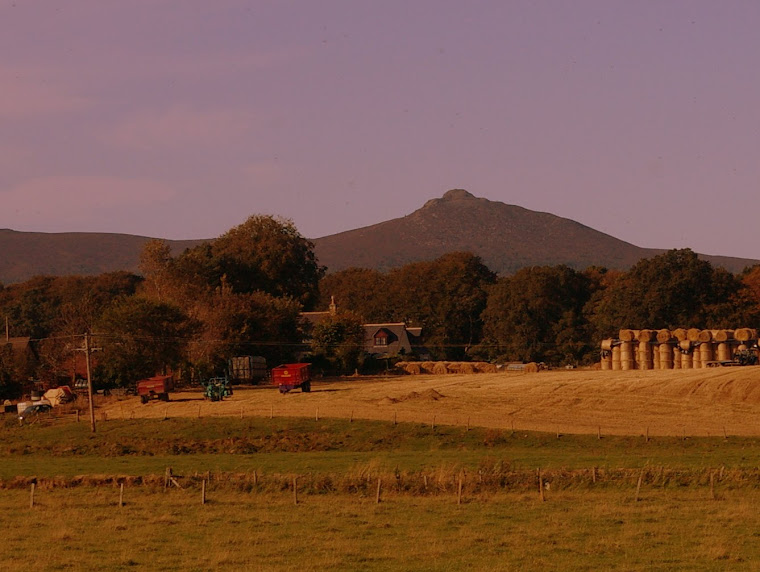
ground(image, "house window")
xmin=374 ymin=334 xmax=388 ymax=346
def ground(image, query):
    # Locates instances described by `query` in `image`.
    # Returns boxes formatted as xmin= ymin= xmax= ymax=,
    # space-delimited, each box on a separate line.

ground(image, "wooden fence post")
xmin=710 ymin=471 xmax=716 ymax=501
xmin=376 ymin=478 xmax=382 ymax=504
xmin=457 ymin=472 xmax=463 ymax=505
xmin=635 ymin=468 xmax=644 ymax=502
xmin=30 ymin=483 xmax=35 ymax=508
xmin=119 ymin=483 xmax=124 ymax=508
xmin=293 ymin=477 xmax=298 ymax=505
xmin=538 ymin=469 xmax=545 ymax=502
xmin=201 ymin=479 xmax=206 ymax=505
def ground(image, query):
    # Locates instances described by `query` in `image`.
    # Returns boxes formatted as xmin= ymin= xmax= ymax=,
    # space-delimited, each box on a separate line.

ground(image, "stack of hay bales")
xmin=599 ymin=327 xmax=759 ymax=371
xmin=395 ymin=361 xmax=506 ymax=375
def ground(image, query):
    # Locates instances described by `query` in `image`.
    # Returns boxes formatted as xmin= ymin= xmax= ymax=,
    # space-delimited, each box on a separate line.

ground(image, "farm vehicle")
xmin=272 ymin=363 xmax=312 ymax=394
xmin=137 ymin=375 xmax=174 ymax=404
xmin=201 ymin=377 xmax=233 ymax=401
xmin=706 ymin=348 xmax=759 ymax=367
xmin=228 ymin=356 xmax=268 ymax=384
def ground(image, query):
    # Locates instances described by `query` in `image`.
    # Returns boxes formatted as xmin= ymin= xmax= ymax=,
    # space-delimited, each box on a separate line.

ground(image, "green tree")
xmin=387 ymin=252 xmax=496 ymax=359
xmin=189 ymin=289 xmax=302 ymax=378
xmin=210 ymin=215 xmax=324 ymax=308
xmin=310 ymin=311 xmax=365 ymax=374
xmin=586 ymin=249 xmax=744 ymax=335
xmin=317 ymin=268 xmax=391 ymax=322
xmin=481 ymin=265 xmax=592 ymax=365
xmin=0 ymin=343 xmax=24 ymax=400
xmin=94 ymin=296 xmax=191 ymax=387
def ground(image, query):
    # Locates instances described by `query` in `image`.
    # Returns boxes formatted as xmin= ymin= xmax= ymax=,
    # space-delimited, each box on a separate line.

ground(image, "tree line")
xmin=1 ymin=213 xmax=759 ymax=399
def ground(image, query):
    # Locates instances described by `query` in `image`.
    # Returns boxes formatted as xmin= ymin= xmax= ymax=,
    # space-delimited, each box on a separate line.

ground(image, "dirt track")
xmin=101 ymin=367 xmax=760 ymax=437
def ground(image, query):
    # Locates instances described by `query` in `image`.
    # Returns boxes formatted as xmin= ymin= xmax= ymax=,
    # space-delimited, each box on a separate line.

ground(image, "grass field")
xmin=3 ymin=485 xmax=759 ymax=570
xmin=5 ymin=368 xmax=760 ymax=570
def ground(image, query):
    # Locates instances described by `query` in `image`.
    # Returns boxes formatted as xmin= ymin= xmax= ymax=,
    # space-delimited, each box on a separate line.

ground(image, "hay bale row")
xmin=601 ymin=327 xmax=759 ymax=370
xmin=395 ymin=361 xmax=501 ymax=375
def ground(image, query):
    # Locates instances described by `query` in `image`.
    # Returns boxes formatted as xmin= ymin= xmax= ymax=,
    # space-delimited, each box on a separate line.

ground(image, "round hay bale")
xmin=620 ymin=341 xmax=634 ymax=370
xmin=659 ymin=343 xmax=673 ymax=369
xmin=678 ymin=340 xmax=692 ymax=352
xmin=637 ymin=330 xmax=655 ymax=342
xmin=476 ymin=363 xmax=498 ymax=373
xmin=672 ymin=347 xmax=681 ymax=369
xmin=656 ymin=329 xmax=672 ymax=344
xmin=432 ymin=362 xmax=449 ymax=375
xmin=672 ymin=328 xmax=688 ymax=341
xmin=713 ymin=329 xmax=733 ymax=342
xmin=420 ymin=361 xmax=436 ymax=374
xmin=600 ymin=339 xmax=615 ymax=352
xmin=619 ymin=329 xmax=636 ymax=342
xmin=700 ymin=342 xmax=713 ymax=363
xmin=717 ymin=342 xmax=731 ymax=361
xmin=687 ymin=328 xmax=701 ymax=342
xmin=611 ymin=346 xmax=621 ymax=370
xmin=697 ymin=330 xmax=712 ymax=343
xmin=405 ymin=364 xmax=421 ymax=375
xmin=637 ymin=341 xmax=653 ymax=370
xmin=735 ymin=328 xmax=757 ymax=342
xmin=523 ymin=362 xmax=539 ymax=373
xmin=458 ymin=363 xmax=475 ymax=374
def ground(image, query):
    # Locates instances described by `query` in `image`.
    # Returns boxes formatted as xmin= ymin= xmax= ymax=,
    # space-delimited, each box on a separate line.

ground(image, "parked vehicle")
xmin=228 ymin=356 xmax=268 ymax=384
xmin=18 ymin=403 xmax=52 ymax=421
xmin=271 ymin=363 xmax=312 ymax=394
xmin=201 ymin=377 xmax=233 ymax=401
xmin=136 ymin=375 xmax=174 ymax=404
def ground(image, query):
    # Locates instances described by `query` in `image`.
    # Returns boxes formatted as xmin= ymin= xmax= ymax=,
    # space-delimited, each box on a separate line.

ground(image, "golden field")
xmin=100 ymin=366 xmax=760 ymax=437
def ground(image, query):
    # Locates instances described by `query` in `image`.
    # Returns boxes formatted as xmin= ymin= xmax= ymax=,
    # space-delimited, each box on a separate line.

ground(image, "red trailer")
xmin=137 ymin=375 xmax=174 ymax=404
xmin=271 ymin=364 xmax=311 ymax=393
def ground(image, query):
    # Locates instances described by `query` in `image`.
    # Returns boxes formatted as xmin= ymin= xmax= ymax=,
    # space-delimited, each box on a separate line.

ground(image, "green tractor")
xmin=201 ymin=377 xmax=233 ymax=401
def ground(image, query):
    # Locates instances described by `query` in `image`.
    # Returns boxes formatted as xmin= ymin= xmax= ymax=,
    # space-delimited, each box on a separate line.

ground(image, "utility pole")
xmin=75 ymin=333 xmax=100 ymax=433
xmin=84 ymin=333 xmax=96 ymax=433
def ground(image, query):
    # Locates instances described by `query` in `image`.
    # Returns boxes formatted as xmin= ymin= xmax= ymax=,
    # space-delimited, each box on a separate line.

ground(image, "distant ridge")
xmin=0 ymin=229 xmax=203 ymax=284
xmin=0 ymin=190 xmax=756 ymax=284
xmin=312 ymin=189 xmax=758 ymax=274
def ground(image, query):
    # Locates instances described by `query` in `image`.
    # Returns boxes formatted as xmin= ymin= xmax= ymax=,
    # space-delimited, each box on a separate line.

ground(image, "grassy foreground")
xmin=2 ymin=487 xmax=757 ymax=571
xmin=3 ymin=415 xmax=760 ymax=570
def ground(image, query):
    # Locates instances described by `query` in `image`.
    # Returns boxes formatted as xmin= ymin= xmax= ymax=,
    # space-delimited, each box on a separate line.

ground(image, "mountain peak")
xmin=441 ymin=189 xmax=476 ymax=201
xmin=422 ymin=189 xmax=480 ymax=210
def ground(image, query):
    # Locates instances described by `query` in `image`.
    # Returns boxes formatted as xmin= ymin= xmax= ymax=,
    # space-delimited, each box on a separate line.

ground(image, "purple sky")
xmin=2 ymin=1 xmax=760 ymax=260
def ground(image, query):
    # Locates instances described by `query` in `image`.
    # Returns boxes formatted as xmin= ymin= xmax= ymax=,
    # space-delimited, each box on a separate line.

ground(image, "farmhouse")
xmin=363 ymin=323 xmax=426 ymax=359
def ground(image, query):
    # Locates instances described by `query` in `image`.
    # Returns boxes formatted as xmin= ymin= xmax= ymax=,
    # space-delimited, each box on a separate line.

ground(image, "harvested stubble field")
xmin=101 ymin=367 xmax=760 ymax=437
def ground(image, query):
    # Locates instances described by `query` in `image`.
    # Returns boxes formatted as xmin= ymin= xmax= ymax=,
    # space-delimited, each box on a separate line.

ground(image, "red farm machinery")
xmin=271 ymin=363 xmax=312 ymax=394
xmin=136 ymin=375 xmax=174 ymax=404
